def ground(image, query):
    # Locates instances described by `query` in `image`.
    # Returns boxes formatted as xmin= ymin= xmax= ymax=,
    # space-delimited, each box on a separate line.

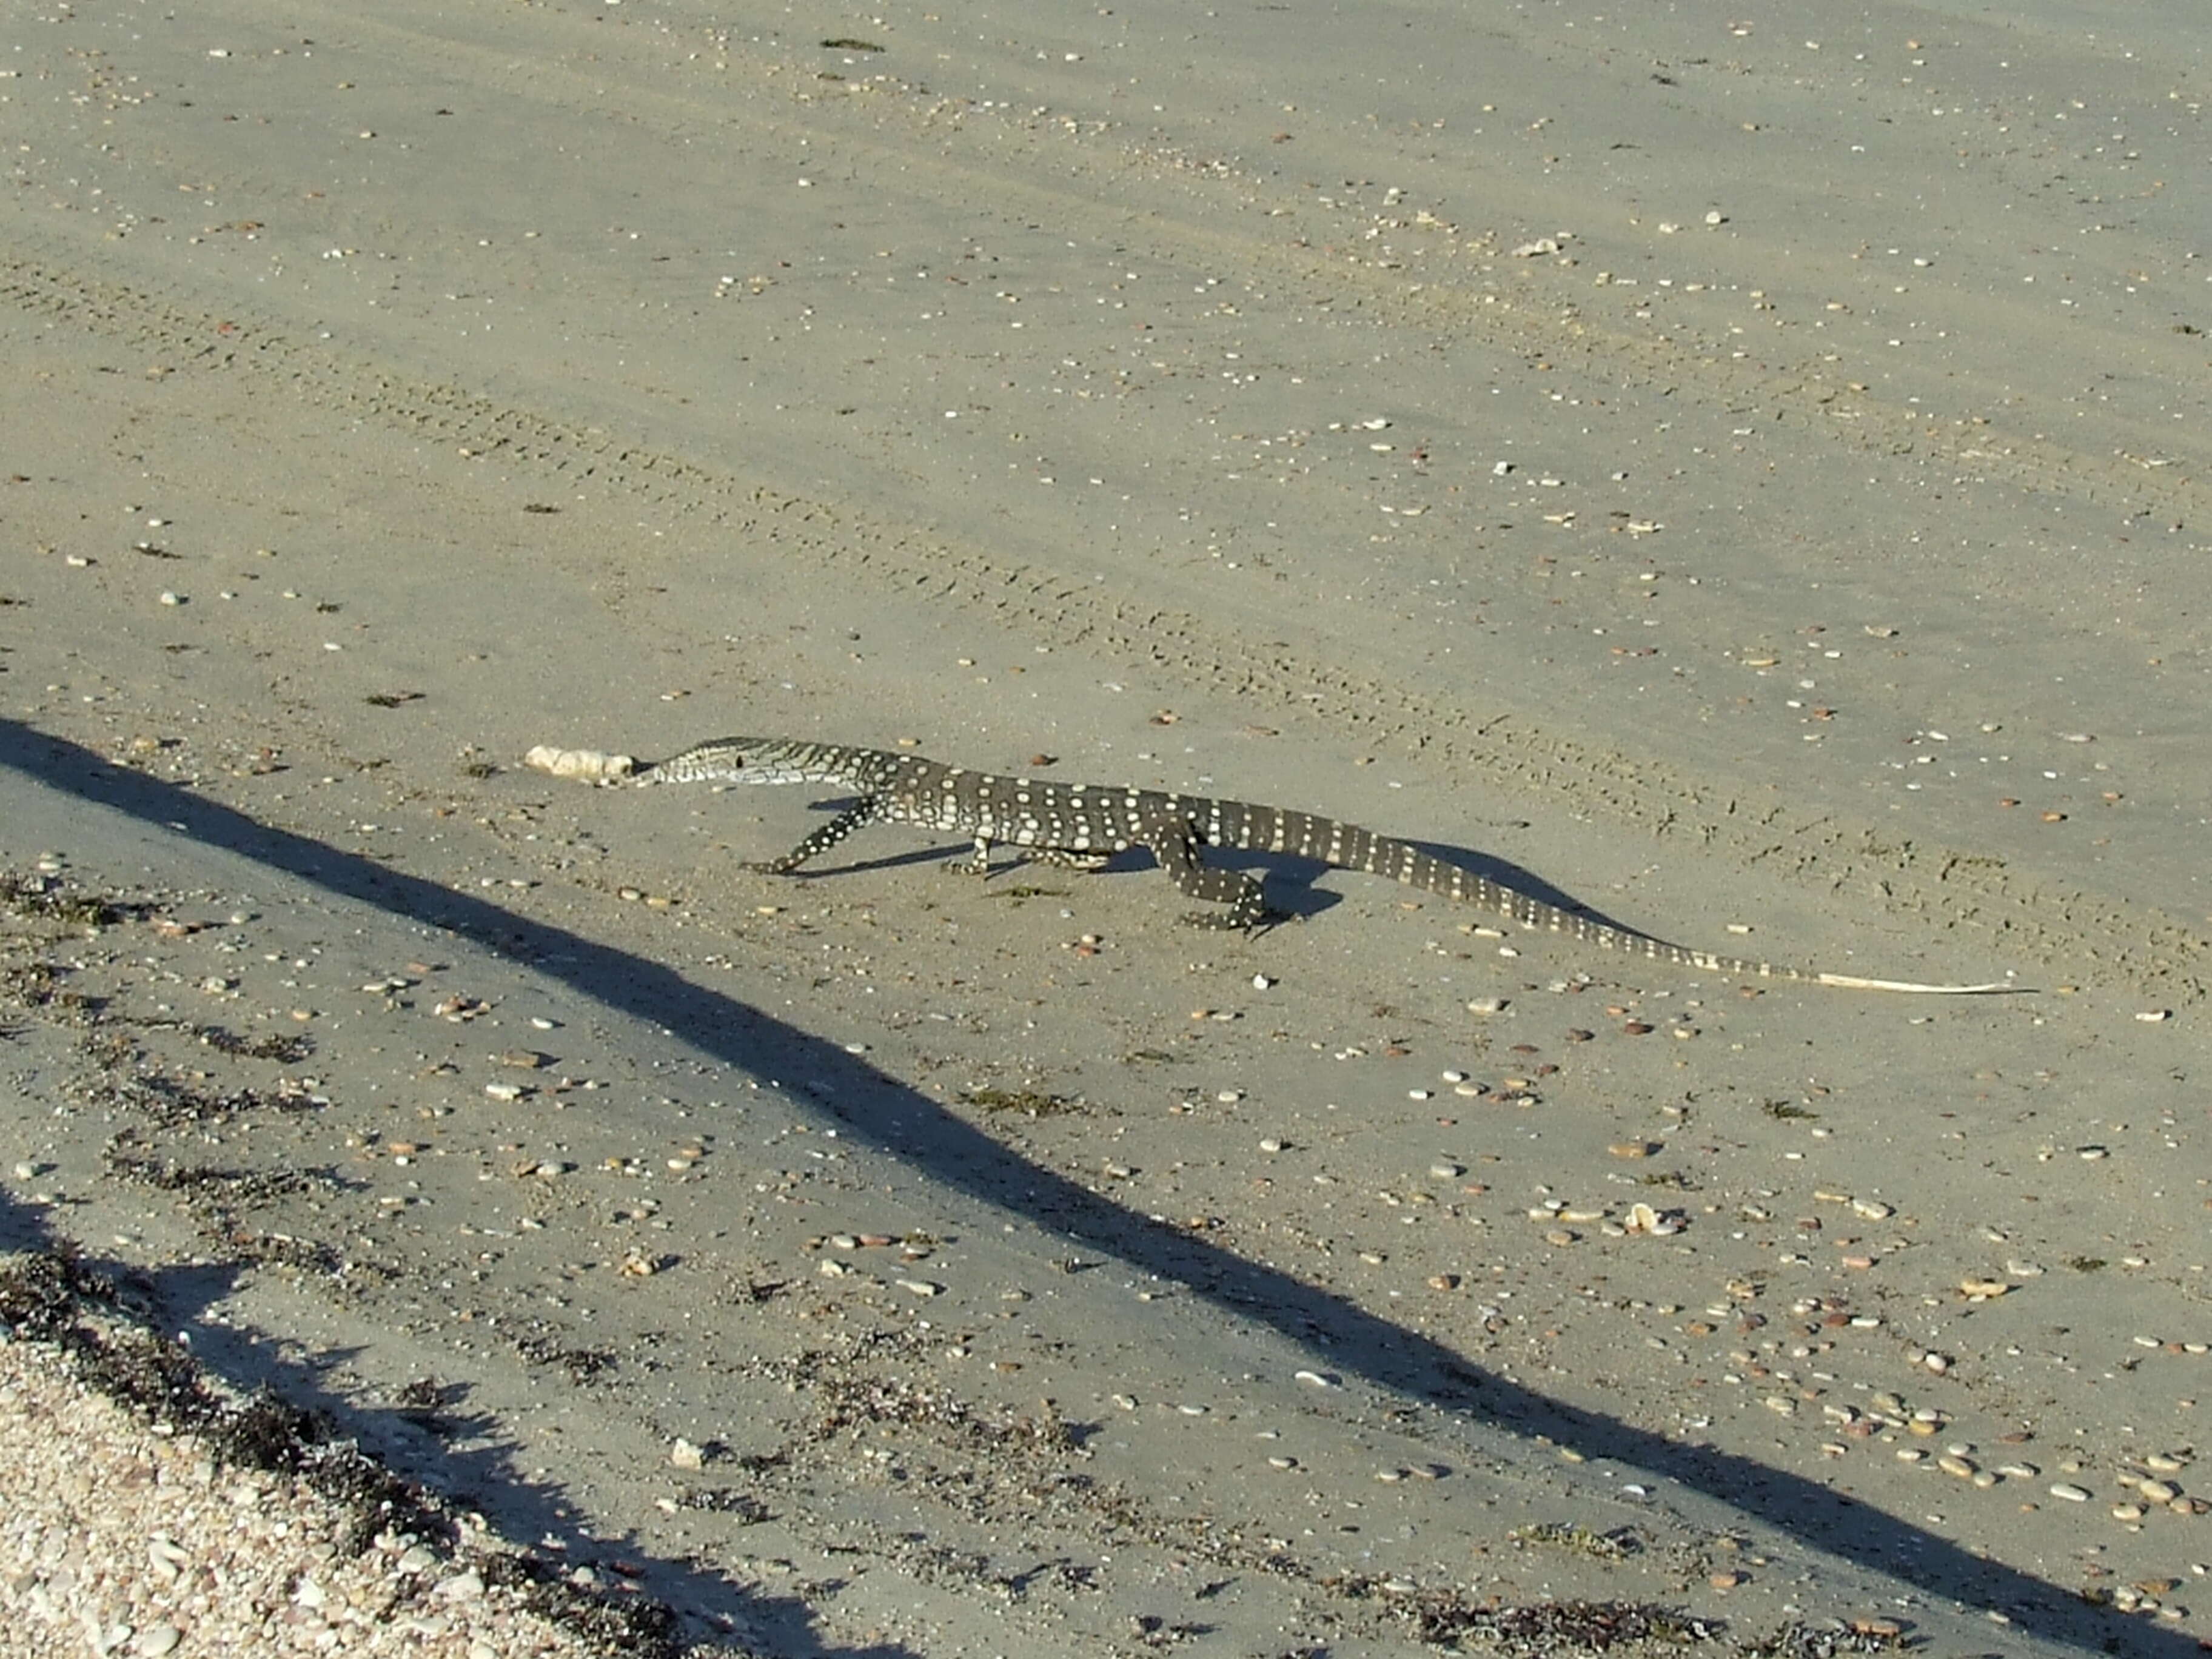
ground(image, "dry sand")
xmin=2 ymin=1 xmax=2208 ymax=1654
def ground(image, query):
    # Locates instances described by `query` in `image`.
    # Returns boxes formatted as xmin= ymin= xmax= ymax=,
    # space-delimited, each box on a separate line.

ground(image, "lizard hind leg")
xmin=1141 ymin=817 xmax=1273 ymax=930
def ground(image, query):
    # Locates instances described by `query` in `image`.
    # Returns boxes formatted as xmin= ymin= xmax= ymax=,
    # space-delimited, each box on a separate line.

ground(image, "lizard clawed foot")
xmin=1177 ymin=910 xmax=1244 ymax=930
xmin=1179 ymin=907 xmax=1290 ymax=932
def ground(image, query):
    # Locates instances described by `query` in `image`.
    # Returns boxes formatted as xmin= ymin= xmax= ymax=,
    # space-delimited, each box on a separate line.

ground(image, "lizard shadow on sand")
xmin=0 ymin=719 xmax=2157 ymax=1659
xmin=764 ymin=798 xmax=1637 ymax=933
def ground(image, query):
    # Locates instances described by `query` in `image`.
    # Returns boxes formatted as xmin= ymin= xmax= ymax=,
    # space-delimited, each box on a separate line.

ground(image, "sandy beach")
xmin=2 ymin=2 xmax=2208 ymax=1654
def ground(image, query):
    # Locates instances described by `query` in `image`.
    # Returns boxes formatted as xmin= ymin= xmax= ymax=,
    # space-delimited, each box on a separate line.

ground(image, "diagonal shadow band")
xmin=0 ymin=717 xmax=2148 ymax=1656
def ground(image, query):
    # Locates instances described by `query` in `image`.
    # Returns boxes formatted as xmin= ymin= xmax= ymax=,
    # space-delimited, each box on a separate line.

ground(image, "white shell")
xmin=525 ymin=745 xmax=635 ymax=781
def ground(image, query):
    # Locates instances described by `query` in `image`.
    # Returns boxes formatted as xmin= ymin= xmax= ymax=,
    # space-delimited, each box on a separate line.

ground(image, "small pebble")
xmin=2049 ymin=1483 xmax=2091 ymax=1503
xmin=435 ymin=1569 xmax=486 ymax=1602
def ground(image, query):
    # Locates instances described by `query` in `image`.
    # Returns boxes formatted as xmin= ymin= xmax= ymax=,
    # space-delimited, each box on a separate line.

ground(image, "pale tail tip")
xmin=525 ymin=745 xmax=635 ymax=782
xmin=1814 ymin=972 xmax=2023 ymax=995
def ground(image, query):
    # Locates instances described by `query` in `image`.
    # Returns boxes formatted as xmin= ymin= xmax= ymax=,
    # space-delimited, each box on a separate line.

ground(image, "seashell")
xmin=525 ymin=745 xmax=635 ymax=781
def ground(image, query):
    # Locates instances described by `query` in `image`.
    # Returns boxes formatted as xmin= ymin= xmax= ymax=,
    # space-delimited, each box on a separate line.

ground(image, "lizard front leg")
xmin=745 ymin=797 xmax=882 ymax=874
xmin=944 ymin=831 xmax=999 ymax=877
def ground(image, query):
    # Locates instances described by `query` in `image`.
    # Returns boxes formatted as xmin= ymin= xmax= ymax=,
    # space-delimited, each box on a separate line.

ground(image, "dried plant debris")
xmin=1390 ymin=1590 xmax=1723 ymax=1654
xmin=0 ymin=1250 xmax=435 ymax=1551
xmin=678 ymin=1489 xmax=774 ymax=1524
xmin=1735 ymin=1620 xmax=1907 ymax=1657
xmin=515 ymin=1330 xmax=622 ymax=1384
xmin=0 ymin=1248 xmax=682 ymax=1655
xmin=215 ymin=1228 xmax=357 ymax=1278
xmin=70 ymin=1070 xmax=320 ymax=1128
xmin=0 ymin=958 xmax=89 ymax=1014
xmin=103 ymin=1149 xmax=338 ymax=1203
xmin=962 ymin=1086 xmax=1084 ymax=1118
xmin=1511 ymin=1520 xmax=1643 ymax=1560
xmin=0 ymin=872 xmax=156 ymax=929
xmin=814 ymin=1371 xmax=1085 ymax=1458
xmin=195 ymin=1023 xmax=316 ymax=1062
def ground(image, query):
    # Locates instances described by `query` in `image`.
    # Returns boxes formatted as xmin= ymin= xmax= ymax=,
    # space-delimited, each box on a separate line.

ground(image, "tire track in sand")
xmin=4 ymin=249 xmax=2201 ymax=1000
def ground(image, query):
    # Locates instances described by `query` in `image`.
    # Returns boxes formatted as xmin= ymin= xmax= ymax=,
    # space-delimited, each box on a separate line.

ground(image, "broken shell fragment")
xmin=526 ymin=745 xmax=636 ymax=782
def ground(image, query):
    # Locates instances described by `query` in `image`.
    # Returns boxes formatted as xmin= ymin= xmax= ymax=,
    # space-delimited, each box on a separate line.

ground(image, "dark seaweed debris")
xmin=72 ymin=1070 xmax=322 ymax=1128
xmin=0 ymin=872 xmax=156 ymax=928
xmin=1512 ymin=1521 xmax=1642 ymax=1561
xmin=1387 ymin=1589 xmax=1723 ymax=1655
xmin=104 ymin=1150 xmax=335 ymax=1202
xmin=0 ymin=1248 xmax=683 ymax=1656
xmin=196 ymin=1023 xmax=316 ymax=1063
xmin=962 ymin=1086 xmax=1084 ymax=1118
xmin=1736 ymin=1620 xmax=1906 ymax=1657
xmin=0 ymin=1250 xmax=438 ymax=1552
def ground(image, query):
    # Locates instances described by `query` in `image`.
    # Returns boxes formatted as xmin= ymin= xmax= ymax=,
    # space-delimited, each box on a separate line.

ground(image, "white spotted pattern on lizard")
xmin=618 ymin=737 xmax=2010 ymax=994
